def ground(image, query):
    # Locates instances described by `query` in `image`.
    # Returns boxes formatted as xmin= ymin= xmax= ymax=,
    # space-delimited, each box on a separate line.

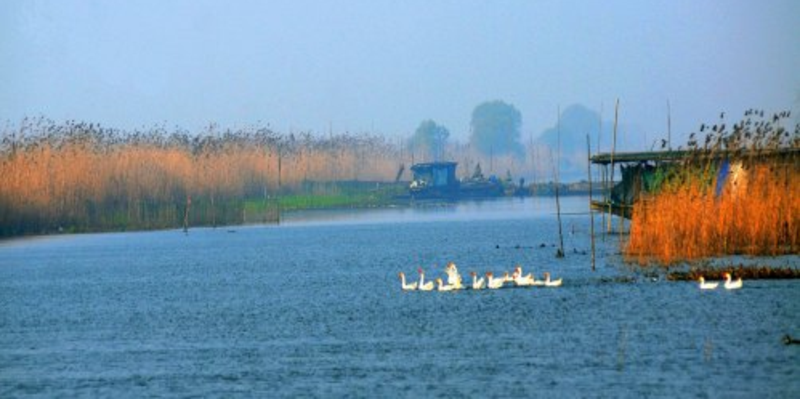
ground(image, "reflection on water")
xmin=282 ymin=196 xmax=589 ymax=226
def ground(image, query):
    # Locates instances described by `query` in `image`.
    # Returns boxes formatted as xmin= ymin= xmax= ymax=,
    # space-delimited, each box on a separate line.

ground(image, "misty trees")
xmin=410 ymin=119 xmax=449 ymax=162
xmin=469 ymin=100 xmax=524 ymax=157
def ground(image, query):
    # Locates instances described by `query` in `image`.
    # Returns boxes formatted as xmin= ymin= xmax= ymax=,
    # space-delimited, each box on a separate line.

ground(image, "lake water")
xmin=1 ymin=197 xmax=798 ymax=397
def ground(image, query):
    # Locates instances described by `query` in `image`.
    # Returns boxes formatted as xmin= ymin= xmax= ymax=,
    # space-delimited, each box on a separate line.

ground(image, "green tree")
xmin=470 ymin=100 xmax=523 ymax=157
xmin=410 ymin=119 xmax=450 ymax=161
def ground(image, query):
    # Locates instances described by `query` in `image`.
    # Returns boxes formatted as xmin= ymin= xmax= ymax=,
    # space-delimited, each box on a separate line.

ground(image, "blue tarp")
xmin=715 ymin=160 xmax=730 ymax=197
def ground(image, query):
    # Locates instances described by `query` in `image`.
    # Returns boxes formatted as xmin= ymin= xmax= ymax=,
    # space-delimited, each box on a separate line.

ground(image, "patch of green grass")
xmin=277 ymin=192 xmax=379 ymax=211
xmin=240 ymin=184 xmax=404 ymax=213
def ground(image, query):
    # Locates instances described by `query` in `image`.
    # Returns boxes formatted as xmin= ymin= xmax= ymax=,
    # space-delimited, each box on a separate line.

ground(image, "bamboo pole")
xmin=598 ymin=102 xmax=606 ymax=237
xmin=667 ymin=100 xmax=672 ymax=151
xmin=587 ymin=134 xmax=596 ymax=271
xmin=607 ymin=99 xmax=619 ymax=234
xmin=601 ymin=164 xmax=607 ymax=242
xmin=555 ymin=106 xmax=565 ymax=258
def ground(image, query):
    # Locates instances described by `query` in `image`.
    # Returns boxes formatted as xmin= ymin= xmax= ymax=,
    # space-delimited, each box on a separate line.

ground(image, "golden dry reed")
xmin=0 ymin=119 xmax=407 ymax=233
xmin=626 ymin=110 xmax=800 ymax=265
xmin=0 ymin=118 xmax=546 ymax=235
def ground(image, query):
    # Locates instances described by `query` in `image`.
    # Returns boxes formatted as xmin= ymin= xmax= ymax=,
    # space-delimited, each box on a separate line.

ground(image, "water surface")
xmin=1 ymin=197 xmax=798 ymax=397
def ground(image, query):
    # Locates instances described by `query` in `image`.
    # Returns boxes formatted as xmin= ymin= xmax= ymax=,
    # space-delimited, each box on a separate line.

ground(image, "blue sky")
xmin=2 ymin=0 xmax=798 ymax=146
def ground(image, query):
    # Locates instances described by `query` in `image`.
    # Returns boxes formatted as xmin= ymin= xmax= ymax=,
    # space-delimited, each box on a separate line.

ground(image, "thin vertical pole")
xmin=555 ymin=106 xmax=564 ymax=258
xmin=183 ymin=194 xmax=191 ymax=234
xmin=667 ymin=100 xmax=672 ymax=151
xmin=607 ymin=99 xmax=619 ymax=234
xmin=598 ymin=102 xmax=606 ymax=236
xmin=601 ymin=164 xmax=607 ymax=242
xmin=587 ymin=134 xmax=596 ymax=271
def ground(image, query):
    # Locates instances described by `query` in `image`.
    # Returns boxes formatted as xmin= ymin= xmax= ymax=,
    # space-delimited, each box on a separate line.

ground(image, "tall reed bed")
xmin=0 ymin=118 xmax=405 ymax=235
xmin=0 ymin=118 xmax=545 ymax=235
xmin=626 ymin=111 xmax=799 ymax=265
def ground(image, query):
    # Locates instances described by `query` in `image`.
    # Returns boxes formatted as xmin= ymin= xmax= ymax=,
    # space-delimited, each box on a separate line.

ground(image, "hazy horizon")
xmin=2 ymin=0 xmax=799 ymax=148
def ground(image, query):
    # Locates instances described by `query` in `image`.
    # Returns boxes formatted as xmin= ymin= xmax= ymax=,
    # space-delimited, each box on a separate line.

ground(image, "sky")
xmin=1 ymin=0 xmax=799 ymax=147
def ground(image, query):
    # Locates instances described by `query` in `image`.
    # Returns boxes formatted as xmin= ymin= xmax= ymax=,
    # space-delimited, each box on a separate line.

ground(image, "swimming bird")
xmin=698 ymin=276 xmax=718 ymax=290
xmin=486 ymin=272 xmax=505 ymax=289
xmin=470 ymin=271 xmax=485 ymax=290
xmin=436 ymin=278 xmax=457 ymax=292
xmin=783 ymin=334 xmax=800 ymax=345
xmin=512 ymin=266 xmax=535 ymax=286
xmin=513 ymin=265 xmax=532 ymax=280
xmin=723 ymin=272 xmax=742 ymax=290
xmin=543 ymin=272 xmax=562 ymax=287
xmin=417 ymin=268 xmax=434 ymax=291
xmin=445 ymin=262 xmax=464 ymax=289
xmin=398 ymin=272 xmax=418 ymax=291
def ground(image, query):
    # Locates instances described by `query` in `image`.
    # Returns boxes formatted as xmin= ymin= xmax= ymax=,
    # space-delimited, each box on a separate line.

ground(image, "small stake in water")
xmin=587 ymin=134 xmax=596 ymax=271
xmin=554 ymin=106 xmax=565 ymax=258
xmin=183 ymin=194 xmax=191 ymax=234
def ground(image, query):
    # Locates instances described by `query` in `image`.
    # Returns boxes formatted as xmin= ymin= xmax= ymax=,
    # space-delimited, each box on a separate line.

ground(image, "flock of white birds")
xmin=698 ymin=272 xmax=743 ymax=290
xmin=400 ymin=265 xmax=746 ymax=292
xmin=398 ymin=263 xmax=562 ymax=292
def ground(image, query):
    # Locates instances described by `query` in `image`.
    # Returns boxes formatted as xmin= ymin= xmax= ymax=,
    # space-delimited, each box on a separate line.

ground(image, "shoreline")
xmin=0 ymin=190 xmax=599 ymax=240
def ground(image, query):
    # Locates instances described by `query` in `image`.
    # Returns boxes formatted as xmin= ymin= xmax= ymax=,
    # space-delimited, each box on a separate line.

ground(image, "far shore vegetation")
xmin=0 ymin=111 xmax=563 ymax=237
xmin=3 ymin=106 xmax=797 ymax=270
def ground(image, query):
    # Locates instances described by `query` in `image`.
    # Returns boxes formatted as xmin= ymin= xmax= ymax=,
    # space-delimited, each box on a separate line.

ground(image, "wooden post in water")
xmin=276 ymin=143 xmax=283 ymax=225
xmin=555 ymin=179 xmax=564 ymax=258
xmin=598 ymin=102 xmax=606 ymax=239
xmin=607 ymin=99 xmax=619 ymax=234
xmin=600 ymin=164 xmax=607 ymax=242
xmin=555 ymin=106 xmax=565 ymax=258
xmin=587 ymin=134 xmax=596 ymax=271
xmin=183 ymin=194 xmax=191 ymax=234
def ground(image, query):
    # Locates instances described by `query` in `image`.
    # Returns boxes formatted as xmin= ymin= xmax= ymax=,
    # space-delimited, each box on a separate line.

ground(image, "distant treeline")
xmin=0 ymin=118 xmax=556 ymax=236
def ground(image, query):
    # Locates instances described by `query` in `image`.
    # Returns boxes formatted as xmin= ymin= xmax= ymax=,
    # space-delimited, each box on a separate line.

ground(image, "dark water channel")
xmin=1 ymin=197 xmax=798 ymax=397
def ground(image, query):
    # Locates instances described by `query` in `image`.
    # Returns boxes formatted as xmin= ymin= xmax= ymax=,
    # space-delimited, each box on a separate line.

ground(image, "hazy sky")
xmin=2 ymin=0 xmax=798 ymax=146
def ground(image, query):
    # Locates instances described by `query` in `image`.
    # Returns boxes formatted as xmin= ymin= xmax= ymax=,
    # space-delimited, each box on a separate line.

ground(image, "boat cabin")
xmin=409 ymin=162 xmax=459 ymax=198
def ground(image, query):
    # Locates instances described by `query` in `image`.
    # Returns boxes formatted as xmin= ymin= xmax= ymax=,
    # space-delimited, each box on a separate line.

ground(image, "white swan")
xmin=512 ymin=266 xmax=535 ymax=286
xmin=470 ymin=271 xmax=485 ymax=290
xmin=543 ymin=272 xmax=562 ymax=287
xmin=417 ymin=268 xmax=434 ymax=291
xmin=446 ymin=262 xmax=463 ymax=289
xmin=436 ymin=278 xmax=457 ymax=292
xmin=486 ymin=272 xmax=505 ymax=289
xmin=398 ymin=272 xmax=418 ymax=291
xmin=698 ymin=276 xmax=718 ymax=290
xmin=513 ymin=265 xmax=533 ymax=281
xmin=723 ymin=273 xmax=742 ymax=290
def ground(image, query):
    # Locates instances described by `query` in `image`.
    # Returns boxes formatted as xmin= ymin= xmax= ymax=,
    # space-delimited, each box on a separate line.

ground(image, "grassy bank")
xmin=244 ymin=182 xmax=406 ymax=215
